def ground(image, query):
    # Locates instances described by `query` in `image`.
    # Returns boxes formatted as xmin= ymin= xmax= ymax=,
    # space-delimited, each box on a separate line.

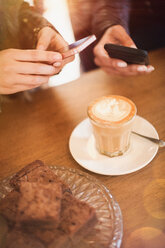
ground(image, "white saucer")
xmin=69 ymin=116 xmax=159 ymax=175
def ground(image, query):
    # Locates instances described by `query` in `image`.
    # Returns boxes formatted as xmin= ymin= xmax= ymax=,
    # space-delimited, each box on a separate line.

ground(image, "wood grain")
xmin=0 ymin=48 xmax=165 ymax=248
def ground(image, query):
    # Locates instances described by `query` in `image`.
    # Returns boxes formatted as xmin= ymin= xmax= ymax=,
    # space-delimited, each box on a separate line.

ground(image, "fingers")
xmin=94 ymin=33 xmax=155 ymax=77
xmin=36 ymin=27 xmax=53 ymax=50
xmin=95 ymin=54 xmax=154 ymax=76
xmin=50 ymin=35 xmax=75 ymax=65
xmin=53 ymin=54 xmax=75 ymax=67
xmin=16 ymin=61 xmax=61 ymax=75
xmin=94 ymin=55 xmax=124 ymax=71
xmin=93 ymin=43 xmax=107 ymax=58
xmin=115 ymin=63 xmax=155 ymax=76
xmin=130 ymin=64 xmax=154 ymax=74
xmin=93 ymin=24 xmax=143 ymax=76
xmin=105 ymin=25 xmax=137 ymax=48
xmin=12 ymin=49 xmax=62 ymax=64
xmin=51 ymin=33 xmax=69 ymax=51
xmin=0 ymin=48 xmax=64 ymax=95
xmin=0 ymin=74 xmax=50 ymax=94
xmin=101 ymin=63 xmax=155 ymax=76
xmin=36 ymin=27 xmax=75 ymax=69
xmin=18 ymin=75 xmax=48 ymax=89
xmin=117 ymin=26 xmax=136 ymax=48
xmin=12 ymin=74 xmax=50 ymax=86
xmin=36 ymin=26 xmax=68 ymax=52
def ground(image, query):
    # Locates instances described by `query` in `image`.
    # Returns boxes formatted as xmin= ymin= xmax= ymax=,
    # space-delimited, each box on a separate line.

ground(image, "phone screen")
xmin=58 ymin=35 xmax=96 ymax=59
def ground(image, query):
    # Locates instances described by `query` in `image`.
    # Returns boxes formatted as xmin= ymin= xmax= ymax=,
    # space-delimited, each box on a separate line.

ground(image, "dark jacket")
xmin=68 ymin=0 xmax=129 ymax=40
xmin=130 ymin=0 xmax=165 ymax=50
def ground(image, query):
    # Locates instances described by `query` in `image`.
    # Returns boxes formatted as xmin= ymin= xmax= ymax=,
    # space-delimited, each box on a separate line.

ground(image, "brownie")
xmin=17 ymin=181 xmax=62 ymax=230
xmin=29 ymin=193 xmax=97 ymax=248
xmin=3 ymin=229 xmax=44 ymax=248
xmin=0 ymin=190 xmax=20 ymax=227
xmin=1 ymin=160 xmax=98 ymax=248
xmin=10 ymin=160 xmax=45 ymax=189
xmin=48 ymin=192 xmax=97 ymax=248
xmin=59 ymin=192 xmax=97 ymax=243
xmin=10 ymin=160 xmax=71 ymax=194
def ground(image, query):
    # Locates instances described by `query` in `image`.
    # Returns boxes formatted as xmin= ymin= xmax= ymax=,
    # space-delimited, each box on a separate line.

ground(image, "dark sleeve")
xmin=91 ymin=0 xmax=130 ymax=39
xmin=18 ymin=2 xmax=58 ymax=49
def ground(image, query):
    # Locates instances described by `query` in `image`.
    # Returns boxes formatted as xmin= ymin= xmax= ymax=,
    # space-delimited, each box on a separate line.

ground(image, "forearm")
xmin=91 ymin=0 xmax=130 ymax=39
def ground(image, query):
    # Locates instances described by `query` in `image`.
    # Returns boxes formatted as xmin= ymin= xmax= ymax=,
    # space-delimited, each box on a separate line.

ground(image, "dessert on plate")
xmin=0 ymin=160 xmax=97 ymax=248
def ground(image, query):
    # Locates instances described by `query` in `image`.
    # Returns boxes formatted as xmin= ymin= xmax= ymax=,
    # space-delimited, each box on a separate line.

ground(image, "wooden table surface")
xmin=0 ymin=48 xmax=165 ymax=248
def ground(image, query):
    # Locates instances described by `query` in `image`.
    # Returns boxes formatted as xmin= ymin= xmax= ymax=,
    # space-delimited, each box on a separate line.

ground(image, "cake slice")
xmin=2 ymin=160 xmax=97 ymax=248
xmin=59 ymin=192 xmax=97 ymax=244
xmin=10 ymin=160 xmax=71 ymax=194
xmin=30 ymin=192 xmax=97 ymax=248
xmin=10 ymin=160 xmax=44 ymax=189
xmin=48 ymin=192 xmax=97 ymax=248
xmin=17 ymin=181 xmax=62 ymax=230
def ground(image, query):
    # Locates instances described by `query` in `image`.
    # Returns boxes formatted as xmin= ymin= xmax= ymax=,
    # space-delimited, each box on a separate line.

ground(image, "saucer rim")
xmin=69 ymin=116 xmax=159 ymax=176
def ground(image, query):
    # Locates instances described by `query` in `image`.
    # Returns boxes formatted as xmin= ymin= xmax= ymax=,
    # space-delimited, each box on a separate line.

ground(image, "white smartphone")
xmin=58 ymin=35 xmax=96 ymax=59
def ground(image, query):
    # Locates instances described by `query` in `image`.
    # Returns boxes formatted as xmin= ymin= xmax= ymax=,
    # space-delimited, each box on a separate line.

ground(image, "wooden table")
xmin=0 ymin=48 xmax=165 ymax=248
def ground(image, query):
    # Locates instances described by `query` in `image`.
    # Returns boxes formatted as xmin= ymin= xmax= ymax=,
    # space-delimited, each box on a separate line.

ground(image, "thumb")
xmin=121 ymin=31 xmax=137 ymax=48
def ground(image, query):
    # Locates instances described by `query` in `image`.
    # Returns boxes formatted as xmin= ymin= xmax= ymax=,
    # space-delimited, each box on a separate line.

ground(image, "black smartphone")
xmin=104 ymin=43 xmax=149 ymax=65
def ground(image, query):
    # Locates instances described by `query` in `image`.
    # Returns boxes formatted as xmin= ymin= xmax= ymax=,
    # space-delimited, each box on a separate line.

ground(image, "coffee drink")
xmin=87 ymin=95 xmax=137 ymax=157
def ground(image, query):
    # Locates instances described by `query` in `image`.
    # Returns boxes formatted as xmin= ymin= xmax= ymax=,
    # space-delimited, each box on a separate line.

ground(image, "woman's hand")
xmin=36 ymin=26 xmax=74 ymax=68
xmin=0 ymin=48 xmax=62 ymax=94
xmin=93 ymin=25 xmax=154 ymax=76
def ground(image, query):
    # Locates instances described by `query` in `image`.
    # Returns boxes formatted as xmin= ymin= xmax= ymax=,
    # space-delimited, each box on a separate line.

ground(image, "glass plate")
xmin=0 ymin=166 xmax=123 ymax=248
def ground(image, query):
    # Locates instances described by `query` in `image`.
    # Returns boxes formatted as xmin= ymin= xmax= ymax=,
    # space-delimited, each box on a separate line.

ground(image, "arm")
xmin=19 ymin=2 xmax=74 ymax=67
xmin=92 ymin=0 xmax=154 ymax=75
xmin=0 ymin=49 xmax=62 ymax=95
xmin=91 ymin=0 xmax=130 ymax=39
xmin=0 ymin=1 xmax=74 ymax=96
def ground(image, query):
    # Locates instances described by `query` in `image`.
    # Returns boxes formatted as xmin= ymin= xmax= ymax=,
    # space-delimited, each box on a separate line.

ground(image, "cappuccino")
xmin=87 ymin=95 xmax=137 ymax=157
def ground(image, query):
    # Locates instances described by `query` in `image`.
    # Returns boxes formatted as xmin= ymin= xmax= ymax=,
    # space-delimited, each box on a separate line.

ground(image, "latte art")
xmin=88 ymin=95 xmax=136 ymax=125
xmin=92 ymin=98 xmax=131 ymax=122
xmin=87 ymin=95 xmax=137 ymax=157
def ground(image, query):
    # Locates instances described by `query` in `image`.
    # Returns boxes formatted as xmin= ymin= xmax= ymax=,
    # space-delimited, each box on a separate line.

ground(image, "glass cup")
xmin=87 ymin=95 xmax=137 ymax=157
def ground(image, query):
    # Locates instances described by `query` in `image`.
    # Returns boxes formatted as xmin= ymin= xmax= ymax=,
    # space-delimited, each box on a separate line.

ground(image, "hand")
xmin=36 ymin=26 xmax=74 ymax=69
xmin=93 ymin=25 xmax=154 ymax=76
xmin=0 ymin=48 xmax=62 ymax=94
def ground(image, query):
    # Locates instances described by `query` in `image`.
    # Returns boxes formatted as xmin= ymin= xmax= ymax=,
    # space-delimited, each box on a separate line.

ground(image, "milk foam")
xmin=92 ymin=98 xmax=132 ymax=122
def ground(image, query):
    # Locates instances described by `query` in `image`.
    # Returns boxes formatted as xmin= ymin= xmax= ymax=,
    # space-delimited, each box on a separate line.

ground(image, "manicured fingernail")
xmin=53 ymin=54 xmax=62 ymax=60
xmin=53 ymin=62 xmax=61 ymax=67
xmin=137 ymin=66 xmax=147 ymax=72
xmin=130 ymin=44 xmax=137 ymax=48
xmin=147 ymin=66 xmax=155 ymax=72
xmin=117 ymin=62 xmax=127 ymax=68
